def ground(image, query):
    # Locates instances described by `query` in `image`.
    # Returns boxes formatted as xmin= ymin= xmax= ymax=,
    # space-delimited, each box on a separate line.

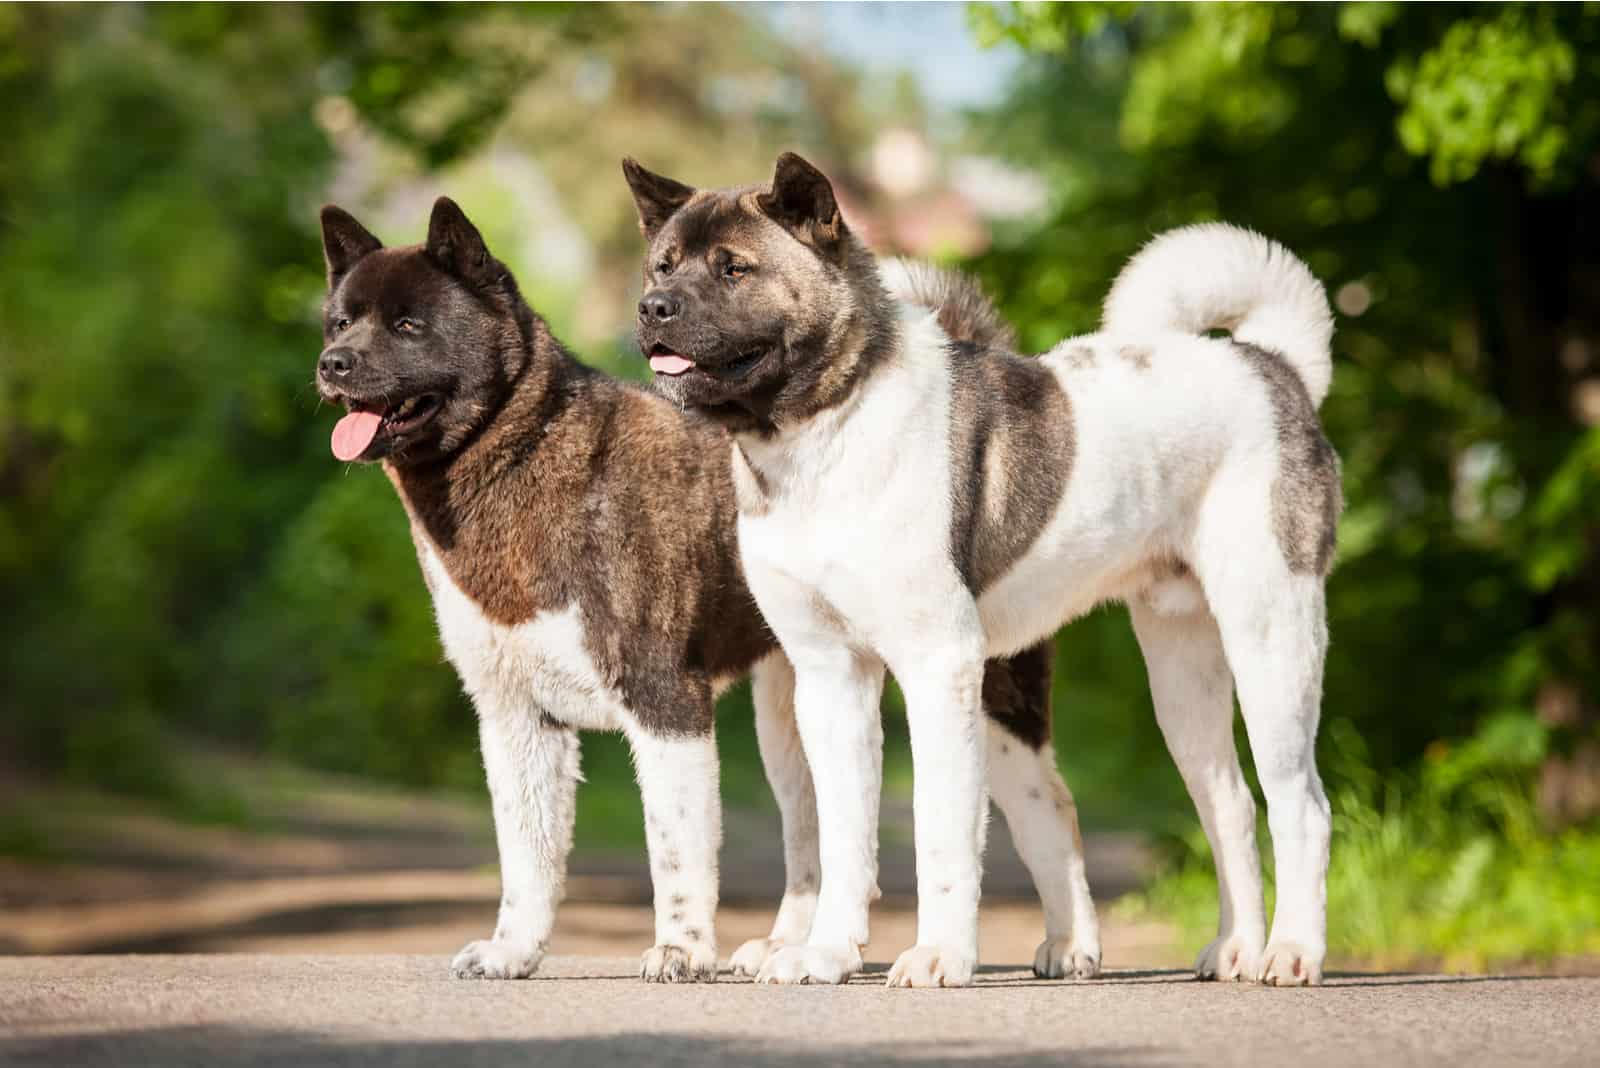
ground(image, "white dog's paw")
xmin=450 ymin=938 xmax=543 ymax=980
xmin=886 ymin=944 xmax=976 ymax=988
xmin=1258 ymin=940 xmax=1323 ymax=987
xmin=1194 ymin=932 xmax=1262 ymax=982
xmin=1032 ymin=936 xmax=1101 ymax=980
xmin=755 ymin=943 xmax=861 ymax=985
xmin=729 ymin=937 xmax=783 ymax=978
xmin=640 ymin=943 xmax=719 ymax=983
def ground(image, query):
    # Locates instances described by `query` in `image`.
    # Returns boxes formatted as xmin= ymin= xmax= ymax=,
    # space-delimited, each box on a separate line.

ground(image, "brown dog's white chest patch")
xmin=415 ymin=541 xmax=627 ymax=731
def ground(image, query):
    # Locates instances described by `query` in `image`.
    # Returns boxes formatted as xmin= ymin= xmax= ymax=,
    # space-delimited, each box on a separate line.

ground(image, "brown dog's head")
xmin=315 ymin=198 xmax=529 ymax=465
xmin=623 ymin=152 xmax=896 ymax=434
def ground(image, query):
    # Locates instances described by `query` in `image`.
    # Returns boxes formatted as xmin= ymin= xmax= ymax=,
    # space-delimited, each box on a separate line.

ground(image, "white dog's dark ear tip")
xmin=773 ymin=151 xmax=827 ymax=182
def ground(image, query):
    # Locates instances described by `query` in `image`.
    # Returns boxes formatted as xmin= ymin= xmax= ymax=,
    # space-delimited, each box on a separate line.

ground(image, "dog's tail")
xmin=1102 ymin=224 xmax=1334 ymax=407
xmin=880 ymin=258 xmax=1017 ymax=351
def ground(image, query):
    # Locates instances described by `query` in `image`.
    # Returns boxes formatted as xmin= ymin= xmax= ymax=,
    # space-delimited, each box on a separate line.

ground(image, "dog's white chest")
xmin=418 ymin=544 xmax=626 ymax=730
xmin=736 ymin=319 xmax=970 ymax=660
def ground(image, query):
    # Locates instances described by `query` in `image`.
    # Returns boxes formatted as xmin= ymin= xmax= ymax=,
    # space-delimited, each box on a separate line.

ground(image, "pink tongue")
xmin=331 ymin=410 xmax=383 ymax=461
xmin=649 ymin=354 xmax=696 ymax=376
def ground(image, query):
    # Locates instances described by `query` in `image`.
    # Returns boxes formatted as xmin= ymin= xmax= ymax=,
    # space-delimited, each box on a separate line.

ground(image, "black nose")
xmin=319 ymin=348 xmax=356 ymax=378
xmin=639 ymin=290 xmax=681 ymax=323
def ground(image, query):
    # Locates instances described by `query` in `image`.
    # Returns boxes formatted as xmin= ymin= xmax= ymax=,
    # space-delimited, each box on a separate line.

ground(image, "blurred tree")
xmin=483 ymin=3 xmax=906 ymax=345
xmin=965 ymin=1 xmax=1600 ymax=824
xmin=0 ymin=3 xmax=608 ymax=794
xmin=0 ymin=3 xmax=892 ymax=806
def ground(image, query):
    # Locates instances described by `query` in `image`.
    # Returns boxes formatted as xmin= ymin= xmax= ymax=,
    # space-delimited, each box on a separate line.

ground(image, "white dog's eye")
xmin=724 ymin=262 xmax=749 ymax=281
xmin=395 ymin=318 xmax=422 ymax=335
xmin=332 ymin=317 xmax=351 ymax=333
xmin=656 ymin=259 xmax=673 ymax=275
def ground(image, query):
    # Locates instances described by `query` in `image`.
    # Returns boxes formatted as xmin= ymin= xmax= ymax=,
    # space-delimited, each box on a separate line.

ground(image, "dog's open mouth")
xmin=721 ymin=348 xmax=768 ymax=379
xmin=648 ymin=343 xmax=768 ymax=381
xmin=330 ymin=393 xmax=442 ymax=461
xmin=647 ymin=344 xmax=696 ymax=376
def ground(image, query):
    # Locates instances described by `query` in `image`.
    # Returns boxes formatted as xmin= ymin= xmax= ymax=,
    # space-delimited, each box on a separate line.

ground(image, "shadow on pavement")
xmin=75 ymin=899 xmax=492 ymax=955
xmin=0 ymin=1027 xmax=1158 ymax=1068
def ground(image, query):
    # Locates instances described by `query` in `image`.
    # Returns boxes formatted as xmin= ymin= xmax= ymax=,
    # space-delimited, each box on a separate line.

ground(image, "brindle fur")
xmin=946 ymin=342 xmax=1075 ymax=595
xmin=1233 ymin=341 xmax=1342 ymax=575
xmin=886 ymin=260 xmax=1019 ymax=352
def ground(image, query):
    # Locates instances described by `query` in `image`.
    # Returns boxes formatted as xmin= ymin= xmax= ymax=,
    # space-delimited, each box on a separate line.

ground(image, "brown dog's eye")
xmin=656 ymin=259 xmax=673 ymax=275
xmin=395 ymin=318 xmax=422 ymax=335
xmin=332 ymin=318 xmax=351 ymax=333
xmin=724 ymin=262 xmax=749 ymax=281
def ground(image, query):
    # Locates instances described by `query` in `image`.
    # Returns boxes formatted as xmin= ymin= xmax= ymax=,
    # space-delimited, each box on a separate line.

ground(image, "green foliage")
xmin=1385 ymin=7 xmax=1595 ymax=187
xmin=213 ymin=473 xmax=480 ymax=787
xmin=1524 ymin=428 xmax=1600 ymax=592
xmin=0 ymin=4 xmax=597 ymax=798
xmin=0 ymin=4 xmax=877 ymax=831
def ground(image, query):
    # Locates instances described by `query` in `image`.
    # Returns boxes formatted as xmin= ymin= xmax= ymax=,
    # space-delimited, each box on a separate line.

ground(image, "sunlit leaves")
xmin=1387 ymin=7 xmax=1585 ymax=186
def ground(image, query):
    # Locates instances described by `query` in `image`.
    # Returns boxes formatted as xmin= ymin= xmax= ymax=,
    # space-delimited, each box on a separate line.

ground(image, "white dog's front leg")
xmin=756 ymin=649 xmax=884 ymax=986
xmin=628 ymin=724 xmax=722 ymax=983
xmin=730 ymin=654 xmax=822 ymax=978
xmin=887 ymin=638 xmax=988 ymax=988
xmin=452 ymin=709 xmax=578 ymax=980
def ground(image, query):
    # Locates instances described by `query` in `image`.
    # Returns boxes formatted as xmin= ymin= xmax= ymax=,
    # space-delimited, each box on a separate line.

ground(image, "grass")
xmin=1119 ymin=717 xmax=1600 ymax=971
xmin=0 ymin=804 xmax=57 ymax=862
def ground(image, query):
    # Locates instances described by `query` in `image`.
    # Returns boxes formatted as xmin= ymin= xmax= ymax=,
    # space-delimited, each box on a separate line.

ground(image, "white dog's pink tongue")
xmin=331 ymin=410 xmax=382 ymax=461
xmin=649 ymin=353 xmax=695 ymax=376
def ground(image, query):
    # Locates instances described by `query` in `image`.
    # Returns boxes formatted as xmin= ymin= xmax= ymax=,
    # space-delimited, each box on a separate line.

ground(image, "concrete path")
xmin=3 ymin=955 xmax=1597 ymax=1068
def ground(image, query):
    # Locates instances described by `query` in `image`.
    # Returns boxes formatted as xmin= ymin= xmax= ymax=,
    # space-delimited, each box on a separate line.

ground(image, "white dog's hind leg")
xmin=757 ymin=649 xmax=884 ymax=986
xmin=1192 ymin=489 xmax=1332 ymax=987
xmin=730 ymin=654 xmax=821 ymax=978
xmin=1214 ymin=579 xmax=1330 ymax=986
xmin=629 ymin=723 xmax=723 ymax=983
xmin=452 ymin=710 xmax=579 ymax=980
xmin=885 ymin=638 xmax=988 ymax=989
xmin=987 ymin=723 xmax=1102 ymax=979
xmin=1129 ymin=598 xmax=1267 ymax=982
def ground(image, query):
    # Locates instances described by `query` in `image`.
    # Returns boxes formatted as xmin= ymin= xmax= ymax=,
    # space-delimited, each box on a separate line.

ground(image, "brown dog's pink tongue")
xmin=331 ymin=410 xmax=382 ymax=461
xmin=649 ymin=353 xmax=695 ymax=376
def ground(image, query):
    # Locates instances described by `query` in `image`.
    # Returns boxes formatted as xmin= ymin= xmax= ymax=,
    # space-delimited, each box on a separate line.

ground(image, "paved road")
xmin=3 ymin=955 xmax=1596 ymax=1068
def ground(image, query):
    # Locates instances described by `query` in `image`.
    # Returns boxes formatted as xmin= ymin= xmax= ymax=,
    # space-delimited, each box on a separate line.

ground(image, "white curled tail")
xmin=1102 ymin=223 xmax=1335 ymax=407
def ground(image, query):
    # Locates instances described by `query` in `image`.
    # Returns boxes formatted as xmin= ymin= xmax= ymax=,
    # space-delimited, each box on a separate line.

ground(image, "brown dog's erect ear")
xmin=757 ymin=152 xmax=847 ymax=263
xmin=320 ymin=206 xmax=383 ymax=284
xmin=425 ymin=196 xmax=499 ymax=289
xmin=621 ymin=158 xmax=696 ymax=241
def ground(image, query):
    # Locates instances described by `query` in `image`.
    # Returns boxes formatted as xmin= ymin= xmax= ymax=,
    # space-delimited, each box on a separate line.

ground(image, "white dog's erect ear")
xmin=320 ymin=205 xmax=383 ymax=284
xmin=621 ymin=158 xmax=697 ymax=241
xmin=425 ymin=196 xmax=498 ymax=288
xmin=758 ymin=151 xmax=846 ymax=263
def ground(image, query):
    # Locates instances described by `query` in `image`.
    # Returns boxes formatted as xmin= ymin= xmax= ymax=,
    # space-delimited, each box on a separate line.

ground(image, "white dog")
xmin=632 ymin=152 xmax=1339 ymax=988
